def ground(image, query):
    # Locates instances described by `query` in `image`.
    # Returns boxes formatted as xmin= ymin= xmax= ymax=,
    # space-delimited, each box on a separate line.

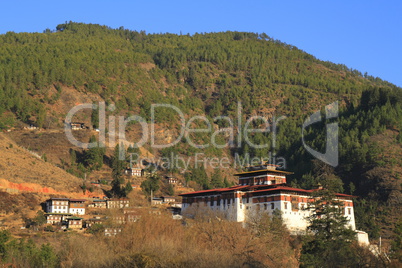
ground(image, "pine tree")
xmin=33 ymin=210 xmax=47 ymax=226
xmin=0 ymin=230 xmax=11 ymax=259
xmin=167 ymin=183 xmax=175 ymax=196
xmin=111 ymin=143 xmax=126 ymax=180
xmin=84 ymin=135 xmax=104 ymax=170
xmin=391 ymin=219 xmax=402 ymax=261
xmin=141 ymin=174 xmax=160 ymax=196
xmin=300 ymin=189 xmax=357 ymax=267
xmin=124 ymin=181 xmax=133 ymax=196
xmin=69 ymin=149 xmax=77 ymax=166
xmin=91 ymin=102 xmax=99 ymax=129
xmin=110 ymin=177 xmax=124 ymax=198
xmin=223 ymin=177 xmax=231 ymax=188
xmin=109 ymin=143 xmax=127 ymax=197
xmin=210 ymin=169 xmax=224 ymax=188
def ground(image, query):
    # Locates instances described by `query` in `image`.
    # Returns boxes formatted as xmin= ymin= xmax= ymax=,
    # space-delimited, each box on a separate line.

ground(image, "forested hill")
xmin=0 ymin=22 xmax=401 ymax=243
xmin=0 ymin=21 xmax=398 ymax=126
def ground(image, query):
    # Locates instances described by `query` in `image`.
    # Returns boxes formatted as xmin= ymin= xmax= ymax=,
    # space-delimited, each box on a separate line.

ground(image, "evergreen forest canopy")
xmin=0 ymin=22 xmax=401 ymax=242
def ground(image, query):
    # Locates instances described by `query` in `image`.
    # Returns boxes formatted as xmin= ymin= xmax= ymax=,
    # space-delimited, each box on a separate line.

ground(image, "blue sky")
xmin=1 ymin=1 xmax=401 ymax=87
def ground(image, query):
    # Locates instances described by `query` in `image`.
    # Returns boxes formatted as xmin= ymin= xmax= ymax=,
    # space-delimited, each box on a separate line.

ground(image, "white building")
xmin=46 ymin=198 xmax=69 ymax=214
xmin=180 ymin=164 xmax=356 ymax=234
xmin=104 ymin=227 xmax=122 ymax=236
xmin=45 ymin=213 xmax=72 ymax=224
xmin=125 ymin=168 xmax=142 ymax=177
xmin=68 ymin=199 xmax=86 ymax=215
xmin=45 ymin=198 xmax=86 ymax=215
xmin=106 ymin=198 xmax=130 ymax=209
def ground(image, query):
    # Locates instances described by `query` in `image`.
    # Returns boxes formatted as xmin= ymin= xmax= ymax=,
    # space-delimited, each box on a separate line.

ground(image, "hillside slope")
xmin=0 ymin=132 xmax=82 ymax=193
xmin=0 ymin=22 xmax=400 ymax=248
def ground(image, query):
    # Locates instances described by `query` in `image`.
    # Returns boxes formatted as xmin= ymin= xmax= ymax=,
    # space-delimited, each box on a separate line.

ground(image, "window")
xmin=348 ymin=208 xmax=351 ymax=215
xmin=271 ymin=203 xmax=274 ymax=209
xmin=284 ymin=202 xmax=288 ymax=210
xmin=264 ymin=204 xmax=268 ymax=210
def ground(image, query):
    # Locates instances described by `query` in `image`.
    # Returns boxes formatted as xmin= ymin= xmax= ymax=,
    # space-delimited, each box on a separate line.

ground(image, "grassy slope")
xmin=0 ymin=133 xmax=81 ymax=192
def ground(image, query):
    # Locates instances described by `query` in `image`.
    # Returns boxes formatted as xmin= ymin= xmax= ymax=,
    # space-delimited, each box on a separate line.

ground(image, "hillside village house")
xmin=124 ymin=209 xmax=141 ymax=223
xmin=106 ymin=198 xmax=130 ymax=209
xmin=165 ymin=176 xmax=178 ymax=184
xmin=110 ymin=215 xmax=126 ymax=225
xmin=107 ymin=209 xmax=142 ymax=225
xmin=45 ymin=213 xmax=72 ymax=224
xmin=68 ymin=199 xmax=86 ymax=215
xmin=151 ymin=197 xmax=163 ymax=206
xmin=161 ymin=196 xmax=176 ymax=203
xmin=68 ymin=122 xmax=86 ymax=130
xmin=45 ymin=198 xmax=86 ymax=215
xmin=104 ymin=227 xmax=122 ymax=236
xmin=84 ymin=217 xmax=104 ymax=228
xmin=125 ymin=167 xmax=142 ymax=177
xmin=180 ymin=164 xmax=358 ymax=235
xmin=46 ymin=198 xmax=69 ymax=214
xmin=66 ymin=217 xmax=83 ymax=229
xmin=88 ymin=199 xmax=107 ymax=208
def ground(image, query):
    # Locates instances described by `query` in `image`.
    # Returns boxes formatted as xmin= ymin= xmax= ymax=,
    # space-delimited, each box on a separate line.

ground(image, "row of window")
xmin=53 ymin=201 xmax=68 ymax=205
xmin=51 ymin=206 xmax=86 ymax=210
xmin=52 ymin=206 xmax=68 ymax=210
xmin=205 ymin=202 xmax=352 ymax=216
xmin=47 ymin=216 xmax=62 ymax=220
xmin=70 ymin=204 xmax=85 ymax=207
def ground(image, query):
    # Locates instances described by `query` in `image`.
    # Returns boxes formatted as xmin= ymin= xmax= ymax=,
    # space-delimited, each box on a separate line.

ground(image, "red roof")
xmin=253 ymin=186 xmax=356 ymax=198
xmin=252 ymin=186 xmax=313 ymax=194
xmin=307 ymin=188 xmax=356 ymax=198
xmin=334 ymin=193 xmax=357 ymax=198
xmin=180 ymin=184 xmax=356 ymax=198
